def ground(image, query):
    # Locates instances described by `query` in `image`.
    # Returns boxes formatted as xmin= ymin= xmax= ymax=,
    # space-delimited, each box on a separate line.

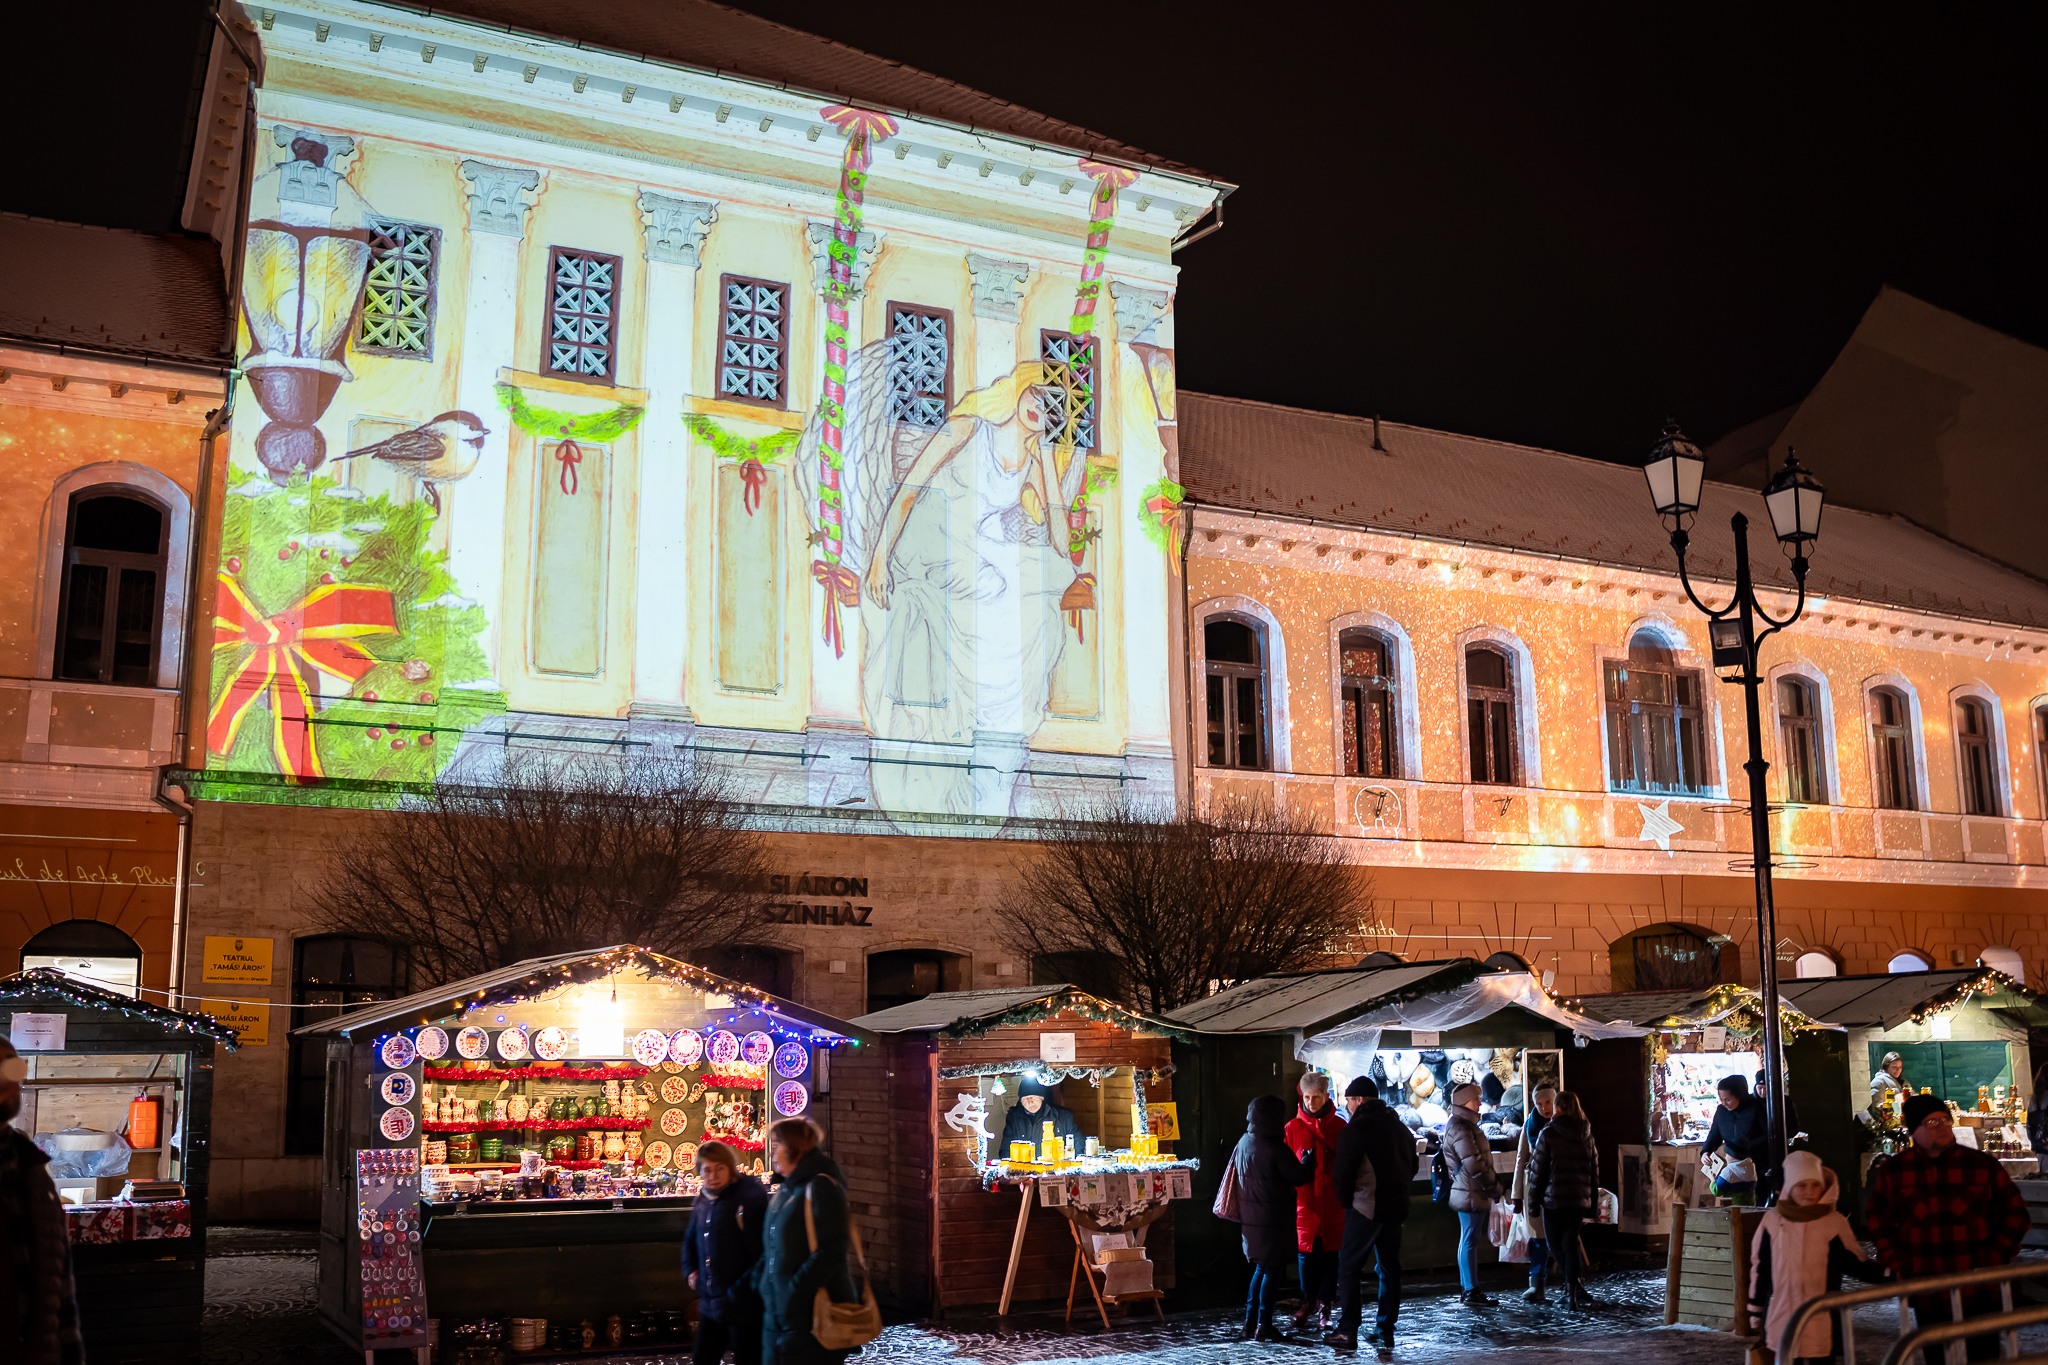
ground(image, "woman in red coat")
xmin=1285 ymin=1072 xmax=1349 ymax=1332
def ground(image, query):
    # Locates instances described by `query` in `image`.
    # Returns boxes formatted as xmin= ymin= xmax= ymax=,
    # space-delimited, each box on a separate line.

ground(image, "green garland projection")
xmin=494 ymin=383 xmax=646 ymax=442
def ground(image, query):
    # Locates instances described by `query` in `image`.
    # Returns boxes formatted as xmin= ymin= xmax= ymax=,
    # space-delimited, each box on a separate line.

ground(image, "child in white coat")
xmin=1749 ymin=1151 xmax=1886 ymax=1363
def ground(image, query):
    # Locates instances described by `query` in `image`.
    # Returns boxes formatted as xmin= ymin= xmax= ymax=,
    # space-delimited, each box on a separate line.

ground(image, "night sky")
xmin=16 ymin=2 xmax=2045 ymax=462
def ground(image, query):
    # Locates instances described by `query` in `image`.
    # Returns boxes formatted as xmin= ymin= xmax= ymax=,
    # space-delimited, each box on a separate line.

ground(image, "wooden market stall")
xmin=294 ymin=944 xmax=862 ymax=1359
xmin=842 ymin=985 xmax=1196 ymax=1321
xmin=1169 ymin=961 xmax=1647 ymax=1276
xmin=2 ymin=966 xmax=235 ymax=1365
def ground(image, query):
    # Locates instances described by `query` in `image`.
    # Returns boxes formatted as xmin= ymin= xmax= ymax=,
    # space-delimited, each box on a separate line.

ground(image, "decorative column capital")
xmin=460 ymin=160 xmax=541 ymax=237
xmin=1109 ymin=280 xmax=1170 ymax=342
xmin=805 ymin=221 xmax=882 ymax=299
xmin=638 ymin=192 xmax=719 ymax=266
xmin=271 ymin=126 xmax=357 ymax=210
xmin=966 ymin=253 xmax=1032 ymax=322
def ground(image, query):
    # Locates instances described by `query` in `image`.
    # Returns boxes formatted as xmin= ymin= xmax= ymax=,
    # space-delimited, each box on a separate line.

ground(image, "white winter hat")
xmin=1781 ymin=1150 xmax=1825 ymax=1188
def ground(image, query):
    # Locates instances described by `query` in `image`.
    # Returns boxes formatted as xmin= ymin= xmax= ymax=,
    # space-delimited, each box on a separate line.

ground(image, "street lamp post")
xmin=1641 ymin=421 xmax=1826 ymax=1186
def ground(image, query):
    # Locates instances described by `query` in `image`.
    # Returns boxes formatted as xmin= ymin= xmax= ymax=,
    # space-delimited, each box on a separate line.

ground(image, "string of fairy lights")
xmin=937 ymin=988 xmax=1195 ymax=1044
xmin=0 ymin=968 xmax=242 ymax=1050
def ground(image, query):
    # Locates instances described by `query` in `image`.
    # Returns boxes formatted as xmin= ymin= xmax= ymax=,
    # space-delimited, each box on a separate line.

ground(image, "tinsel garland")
xmin=425 ymin=1065 xmax=649 ymax=1082
xmin=700 ymin=1071 xmax=766 ymax=1091
xmin=0 ymin=968 xmax=240 ymax=1051
xmin=1905 ymin=968 xmax=2037 ymax=1024
xmin=423 ymin=1117 xmax=650 ymax=1133
xmin=936 ymin=1060 xmax=1177 ymax=1084
xmin=936 ymin=987 xmax=1195 ymax=1044
xmin=495 ymin=383 xmax=646 ymax=442
xmin=979 ymin=1155 xmax=1198 ymax=1190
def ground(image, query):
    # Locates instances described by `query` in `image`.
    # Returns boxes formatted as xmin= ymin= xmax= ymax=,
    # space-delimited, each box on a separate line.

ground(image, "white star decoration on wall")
xmin=1637 ymin=799 xmax=1682 ymax=854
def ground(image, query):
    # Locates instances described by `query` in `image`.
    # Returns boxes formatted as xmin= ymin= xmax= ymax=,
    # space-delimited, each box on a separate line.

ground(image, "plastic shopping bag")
xmin=1489 ymin=1201 xmax=1514 ymax=1247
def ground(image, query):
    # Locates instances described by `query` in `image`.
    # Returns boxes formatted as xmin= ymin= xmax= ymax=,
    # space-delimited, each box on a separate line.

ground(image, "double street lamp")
xmin=1641 ymin=422 xmax=1826 ymax=1183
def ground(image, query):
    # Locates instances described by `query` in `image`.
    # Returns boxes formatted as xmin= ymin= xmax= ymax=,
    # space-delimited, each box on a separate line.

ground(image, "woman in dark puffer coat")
xmin=1527 ymin=1091 xmax=1601 ymax=1309
xmin=1231 ymin=1094 xmax=1318 ymax=1341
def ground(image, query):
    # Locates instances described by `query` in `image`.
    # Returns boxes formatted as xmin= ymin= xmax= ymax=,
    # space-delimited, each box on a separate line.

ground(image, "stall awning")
xmin=0 ymin=967 xmax=241 ymax=1050
xmin=1299 ymin=972 xmax=1648 ymax=1064
xmin=1778 ymin=969 xmax=2032 ymax=1031
xmin=1572 ymin=984 xmax=1834 ymax=1032
xmin=1163 ymin=960 xmax=1481 ymax=1036
xmin=850 ymin=985 xmax=1193 ymax=1042
xmin=291 ymin=944 xmax=862 ymax=1043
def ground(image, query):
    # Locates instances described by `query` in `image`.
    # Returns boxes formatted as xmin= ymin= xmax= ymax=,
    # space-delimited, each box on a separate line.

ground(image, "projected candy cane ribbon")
xmin=1070 ymin=160 xmax=1139 ymax=339
xmin=207 ymin=574 xmax=399 ymax=780
xmin=811 ymin=104 xmax=899 ymax=657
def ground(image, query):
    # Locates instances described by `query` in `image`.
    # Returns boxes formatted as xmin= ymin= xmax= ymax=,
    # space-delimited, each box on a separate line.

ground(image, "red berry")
xmin=320 ymin=573 xmax=335 ymax=585
xmin=362 ymin=691 xmax=378 ymax=702
xmin=319 ymin=548 xmax=331 ymax=559
xmin=340 ymin=557 xmax=352 ymax=568
xmin=226 ymin=556 xmax=242 ymax=573
xmin=418 ymin=691 xmax=434 ymax=704
xmin=419 ymin=734 xmax=435 ymax=748
xmin=367 ymin=728 xmax=383 ymax=740
xmin=288 ymin=540 xmax=300 ymax=551
xmin=277 ymin=548 xmax=291 ymax=561
xmin=390 ymin=737 xmax=406 ymax=750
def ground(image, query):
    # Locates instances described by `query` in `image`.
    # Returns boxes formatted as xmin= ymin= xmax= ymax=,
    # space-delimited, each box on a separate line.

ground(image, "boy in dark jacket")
xmin=1231 ymin=1094 xmax=1317 ymax=1341
xmin=685 ymin=1140 xmax=770 ymax=1365
xmin=1325 ymin=1077 xmax=1419 ymax=1350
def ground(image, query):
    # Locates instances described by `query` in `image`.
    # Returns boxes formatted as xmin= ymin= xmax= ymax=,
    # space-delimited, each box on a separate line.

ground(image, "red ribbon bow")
xmin=811 ymin=561 xmax=862 ymax=658
xmin=820 ymin=105 xmax=901 ymax=171
xmin=207 ymin=574 xmax=399 ymax=780
xmin=555 ymin=439 xmax=582 ymax=495
xmin=739 ymin=458 xmax=768 ymax=515
xmin=1078 ymin=160 xmax=1141 ymax=195
xmin=1146 ymin=493 xmax=1185 ymax=559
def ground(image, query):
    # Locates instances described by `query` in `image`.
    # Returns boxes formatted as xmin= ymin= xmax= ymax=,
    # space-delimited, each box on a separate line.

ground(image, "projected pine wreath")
xmin=207 ymin=467 xmax=502 ymax=785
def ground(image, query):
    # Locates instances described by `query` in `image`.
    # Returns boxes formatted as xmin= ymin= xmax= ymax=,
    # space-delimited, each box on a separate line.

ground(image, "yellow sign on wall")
xmin=202 ymin=936 xmax=274 ymax=984
xmin=212 ymin=997 xmax=269 ymax=1047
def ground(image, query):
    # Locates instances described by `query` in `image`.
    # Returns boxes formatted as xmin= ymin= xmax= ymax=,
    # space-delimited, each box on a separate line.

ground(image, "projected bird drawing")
xmin=331 ymin=411 xmax=489 ymax=514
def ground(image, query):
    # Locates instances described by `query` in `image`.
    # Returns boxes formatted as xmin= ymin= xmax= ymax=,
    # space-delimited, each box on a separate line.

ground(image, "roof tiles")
xmin=0 ymin=214 xmax=229 ymax=366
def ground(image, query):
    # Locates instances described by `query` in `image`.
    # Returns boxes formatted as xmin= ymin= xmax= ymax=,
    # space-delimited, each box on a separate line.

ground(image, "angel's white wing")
xmin=793 ymin=337 xmax=906 ymax=578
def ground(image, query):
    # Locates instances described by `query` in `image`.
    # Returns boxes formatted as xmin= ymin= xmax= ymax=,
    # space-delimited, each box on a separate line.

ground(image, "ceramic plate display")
xmin=707 ymin=1030 xmax=741 ymax=1067
xmin=380 ymin=1073 xmax=417 ymax=1106
xmin=531 ymin=1026 xmax=569 ymax=1061
xmin=675 ymin=1142 xmax=698 ymax=1169
xmin=643 ymin=1141 xmax=671 ymax=1170
xmin=668 ymin=1029 xmax=703 ymax=1067
xmin=495 ymin=1027 xmax=529 ymax=1062
xmin=379 ymin=1034 xmax=416 ymax=1070
xmin=631 ymin=1029 xmax=670 ymax=1066
xmin=741 ymin=1032 xmax=774 ymax=1066
xmin=455 ymin=1026 xmax=490 ymax=1060
xmin=415 ymin=1027 xmax=450 ymax=1061
xmin=660 ymin=1108 xmax=689 ymax=1136
xmin=774 ymin=1081 xmax=809 ymax=1117
xmin=773 ymin=1042 xmax=809 ymax=1079
xmin=662 ymin=1060 xmax=684 ymax=1074
xmin=661 ymin=1076 xmax=689 ymax=1105
xmin=379 ymin=1106 xmax=416 ymax=1141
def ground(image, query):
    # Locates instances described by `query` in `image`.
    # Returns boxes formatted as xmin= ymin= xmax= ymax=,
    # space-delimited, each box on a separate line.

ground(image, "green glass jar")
xmin=595 ymin=1095 xmax=610 ymax=1118
xmin=548 ymin=1097 xmax=568 ymax=1122
xmin=579 ymin=1096 xmax=598 ymax=1119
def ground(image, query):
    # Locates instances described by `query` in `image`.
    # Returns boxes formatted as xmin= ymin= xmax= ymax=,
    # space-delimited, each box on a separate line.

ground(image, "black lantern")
xmin=1762 ymin=448 xmax=1826 ymax=555
xmin=1642 ymin=419 xmax=1706 ymax=520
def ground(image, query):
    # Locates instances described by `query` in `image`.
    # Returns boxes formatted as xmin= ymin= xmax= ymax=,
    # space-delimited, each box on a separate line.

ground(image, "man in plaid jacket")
xmin=1867 ymin=1092 xmax=2030 ymax=1363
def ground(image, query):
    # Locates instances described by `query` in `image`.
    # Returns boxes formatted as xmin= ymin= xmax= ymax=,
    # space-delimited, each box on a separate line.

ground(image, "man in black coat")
xmin=1325 ymin=1076 xmax=1420 ymax=1350
xmin=999 ymin=1076 xmax=1081 ymax=1152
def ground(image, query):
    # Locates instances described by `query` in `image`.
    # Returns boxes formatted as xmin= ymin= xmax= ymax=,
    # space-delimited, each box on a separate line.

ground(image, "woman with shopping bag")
xmin=1510 ymin=1086 xmax=1557 ymax=1301
xmin=753 ymin=1118 xmax=879 ymax=1365
xmin=1702 ymin=1076 xmax=1769 ymax=1205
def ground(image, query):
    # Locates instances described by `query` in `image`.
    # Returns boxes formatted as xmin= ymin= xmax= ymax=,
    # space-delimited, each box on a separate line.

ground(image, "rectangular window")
xmin=1605 ymin=659 xmax=1707 ymax=794
xmin=885 ymin=303 xmax=952 ymax=429
xmin=544 ymin=247 xmax=621 ymax=381
xmin=1340 ymin=635 xmax=1396 ymax=778
xmin=1205 ymin=673 xmax=1265 ymax=769
xmin=1872 ymin=690 xmax=1916 ymax=811
xmin=1778 ymin=679 xmax=1824 ymax=804
xmin=718 ymin=275 xmax=789 ymax=407
xmin=1039 ymin=331 xmax=1097 ymax=450
xmin=356 ymin=219 xmax=439 ymax=357
xmin=1959 ymin=702 xmax=1999 ymax=816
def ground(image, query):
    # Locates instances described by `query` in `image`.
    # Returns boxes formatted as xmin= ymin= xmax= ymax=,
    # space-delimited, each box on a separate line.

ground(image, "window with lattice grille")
xmin=544 ymin=247 xmax=620 ymax=381
xmin=885 ymin=303 xmax=951 ymax=428
xmin=1039 ymin=331 xmax=1096 ymax=450
xmin=355 ymin=220 xmax=439 ymax=357
xmin=718 ymin=275 xmax=788 ymax=407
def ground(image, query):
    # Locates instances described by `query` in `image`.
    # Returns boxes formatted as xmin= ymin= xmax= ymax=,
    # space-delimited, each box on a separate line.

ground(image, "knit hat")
xmin=1346 ymin=1075 xmax=1378 ymax=1099
xmin=1902 ymin=1093 xmax=1948 ymax=1133
xmin=1781 ymin=1150 xmax=1824 ymax=1188
xmin=1450 ymin=1082 xmax=1482 ymax=1108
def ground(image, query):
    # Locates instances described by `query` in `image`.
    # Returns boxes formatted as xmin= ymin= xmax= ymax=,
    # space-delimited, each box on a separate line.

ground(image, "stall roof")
xmin=1163 ymin=960 xmax=1481 ymax=1036
xmin=291 ymin=944 xmax=862 ymax=1042
xmin=1777 ymin=970 xmax=2017 ymax=1031
xmin=0 ymin=968 xmax=241 ymax=1049
xmin=1571 ymin=988 xmax=1724 ymax=1027
xmin=849 ymin=985 xmax=1193 ymax=1042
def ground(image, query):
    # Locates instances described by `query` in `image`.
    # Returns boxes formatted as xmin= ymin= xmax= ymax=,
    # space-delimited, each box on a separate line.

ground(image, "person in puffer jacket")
xmin=1749 ymin=1151 xmax=1885 ymax=1363
xmin=1441 ymin=1082 xmax=1500 ymax=1307
xmin=1284 ymin=1073 xmax=1347 ymax=1333
xmin=684 ymin=1140 xmax=769 ymax=1365
xmin=1231 ymin=1094 xmax=1317 ymax=1341
xmin=1527 ymin=1091 xmax=1601 ymax=1309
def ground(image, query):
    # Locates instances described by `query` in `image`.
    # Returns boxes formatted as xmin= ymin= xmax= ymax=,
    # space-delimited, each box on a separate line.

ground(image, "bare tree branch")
xmin=996 ymin=792 xmax=1371 ymax=1015
xmin=307 ymin=749 xmax=775 ymax=986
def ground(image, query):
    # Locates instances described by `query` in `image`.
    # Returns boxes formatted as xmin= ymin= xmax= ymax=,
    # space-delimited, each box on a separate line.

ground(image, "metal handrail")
xmin=1878 ymin=1305 xmax=2048 ymax=1365
xmin=1778 ymin=1262 xmax=2048 ymax=1365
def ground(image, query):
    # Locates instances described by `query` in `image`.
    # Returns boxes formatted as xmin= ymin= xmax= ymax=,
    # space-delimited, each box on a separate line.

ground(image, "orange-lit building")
xmin=0 ymin=214 xmax=234 ymax=1002
xmin=1177 ymin=394 xmax=2048 ymax=995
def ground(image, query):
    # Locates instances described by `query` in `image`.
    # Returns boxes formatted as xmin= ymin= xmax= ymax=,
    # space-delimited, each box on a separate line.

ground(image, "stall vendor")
xmin=1869 ymin=1052 xmax=1908 ymax=1122
xmin=1001 ymin=1077 xmax=1081 ymax=1150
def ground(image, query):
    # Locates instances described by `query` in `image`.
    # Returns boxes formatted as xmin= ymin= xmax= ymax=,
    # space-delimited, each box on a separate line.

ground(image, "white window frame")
xmin=1192 ymin=594 xmax=1292 ymax=775
xmin=34 ymin=462 xmax=193 ymax=691
xmin=1948 ymin=681 xmax=2013 ymax=819
xmin=1861 ymin=673 xmax=1932 ymax=812
xmin=1766 ymin=659 xmax=1839 ymax=807
xmin=1327 ymin=609 xmax=1421 ymax=782
xmin=1595 ymin=616 xmax=1725 ymax=800
xmin=1454 ymin=624 xmax=1542 ymax=789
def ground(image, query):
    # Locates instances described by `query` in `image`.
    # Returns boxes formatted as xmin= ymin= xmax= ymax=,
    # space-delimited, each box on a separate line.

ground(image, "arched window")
xmin=1979 ymin=946 xmax=2025 ymax=984
xmin=1605 ymin=634 xmax=1707 ymax=794
xmin=867 ymin=948 xmax=967 ymax=1014
xmin=1887 ymin=950 xmax=1932 ymax=974
xmin=287 ymin=936 xmax=407 ymax=1155
xmin=1793 ymin=950 xmax=1838 ymax=978
xmin=55 ymin=490 xmax=168 ymax=686
xmin=1870 ymin=686 xmax=1917 ymax=810
xmin=1465 ymin=645 xmax=1519 ymax=785
xmin=1956 ymin=697 xmax=2000 ymax=816
xmin=22 ymin=920 xmax=143 ymax=998
xmin=1778 ymin=677 xmax=1826 ymax=805
xmin=1338 ymin=627 xmax=1397 ymax=778
xmin=1607 ymin=921 xmax=1728 ymax=991
xmin=1205 ymin=616 xmax=1267 ymax=770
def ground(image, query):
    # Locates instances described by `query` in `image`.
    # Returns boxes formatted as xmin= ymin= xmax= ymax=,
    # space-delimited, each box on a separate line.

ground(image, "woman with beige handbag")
xmin=752 ymin=1117 xmax=881 ymax=1365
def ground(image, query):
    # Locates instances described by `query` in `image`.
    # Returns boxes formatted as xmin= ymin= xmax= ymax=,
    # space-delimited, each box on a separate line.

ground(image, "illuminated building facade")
xmin=163 ymin=0 xmax=1223 ymax=1215
xmin=1179 ymin=394 xmax=2048 ymax=996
